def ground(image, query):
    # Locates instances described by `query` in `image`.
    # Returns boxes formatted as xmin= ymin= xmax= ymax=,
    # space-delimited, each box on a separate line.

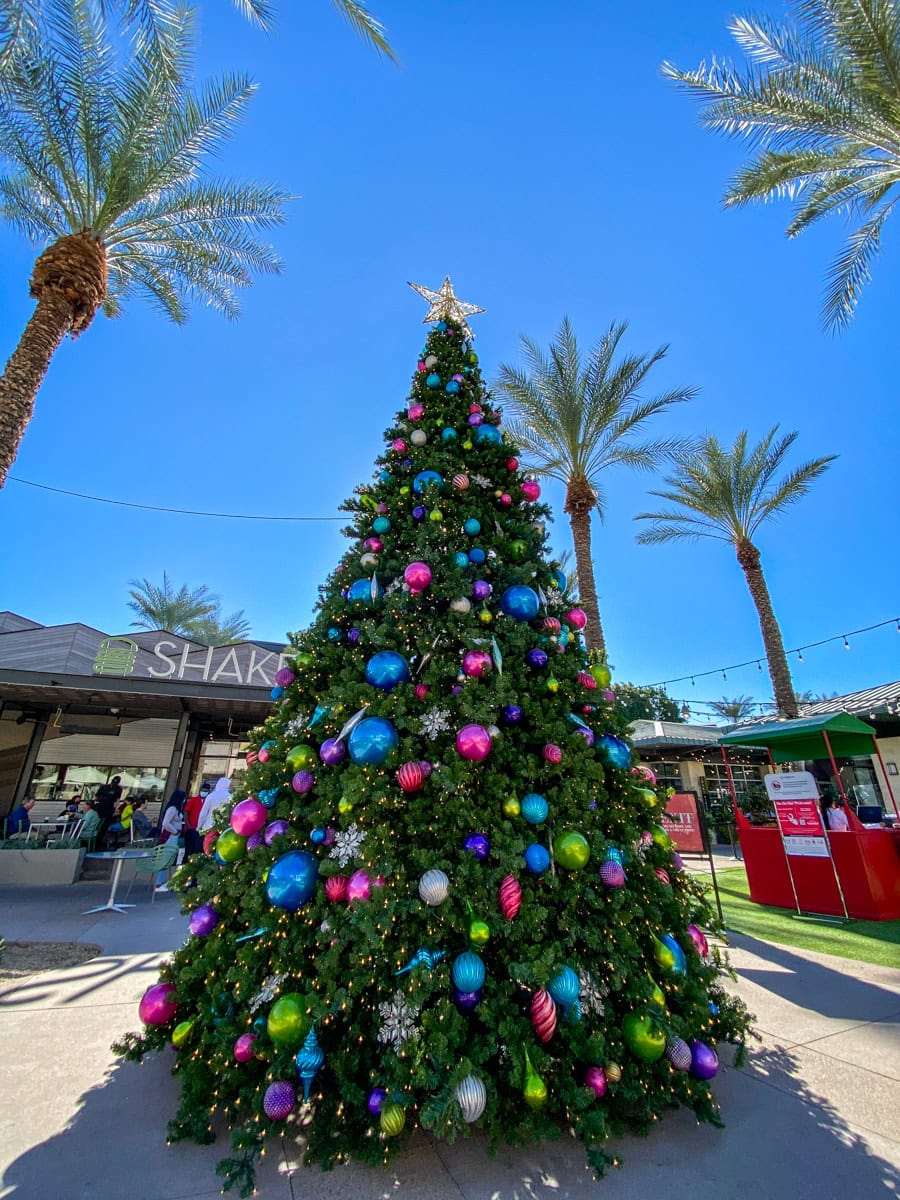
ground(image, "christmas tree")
xmin=118 ymin=279 xmax=752 ymax=1196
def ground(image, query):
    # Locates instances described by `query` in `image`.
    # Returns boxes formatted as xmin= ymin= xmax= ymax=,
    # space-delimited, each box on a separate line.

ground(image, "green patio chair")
xmin=124 ymin=843 xmax=179 ymax=902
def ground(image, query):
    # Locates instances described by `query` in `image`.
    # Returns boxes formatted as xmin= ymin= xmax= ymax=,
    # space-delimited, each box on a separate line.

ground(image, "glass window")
xmin=645 ymin=761 xmax=683 ymax=791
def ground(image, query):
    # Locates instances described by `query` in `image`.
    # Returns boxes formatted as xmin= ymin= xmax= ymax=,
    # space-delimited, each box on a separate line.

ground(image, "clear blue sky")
xmin=1 ymin=0 xmax=897 ymax=715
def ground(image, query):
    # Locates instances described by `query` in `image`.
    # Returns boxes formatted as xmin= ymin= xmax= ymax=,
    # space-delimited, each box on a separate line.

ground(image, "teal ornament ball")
xmin=597 ymin=733 xmax=631 ymax=769
xmin=426 ymin=372 xmax=441 ymax=388
xmin=266 ymin=851 xmax=318 ymax=912
xmin=347 ymin=577 xmax=383 ymax=606
xmin=547 ymin=966 xmax=580 ymax=1008
xmin=365 ymin=650 xmax=410 ymax=693
xmin=452 ymin=952 xmax=486 ymax=993
xmin=442 ymin=427 xmax=458 ymax=441
xmin=521 ymin=793 xmax=549 ymax=824
xmin=413 ymin=470 xmax=444 ymax=494
xmin=327 ymin=627 xmax=342 ymax=642
xmin=476 ymin=424 xmax=502 ymax=445
xmin=500 ymin=585 xmax=540 ymax=621
xmin=464 ymin=518 xmax=481 ymax=536
xmin=372 ymin=516 xmax=391 ymax=534
xmin=348 ymin=717 xmax=398 ymax=765
xmin=454 ymin=552 xmax=469 ymax=568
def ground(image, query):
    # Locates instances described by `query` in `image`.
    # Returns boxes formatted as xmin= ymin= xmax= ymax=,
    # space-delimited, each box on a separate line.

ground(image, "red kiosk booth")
xmin=719 ymin=714 xmax=900 ymax=921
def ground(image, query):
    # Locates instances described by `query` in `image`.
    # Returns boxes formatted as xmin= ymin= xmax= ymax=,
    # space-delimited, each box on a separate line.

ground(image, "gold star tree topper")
xmin=408 ymin=276 xmax=485 ymax=339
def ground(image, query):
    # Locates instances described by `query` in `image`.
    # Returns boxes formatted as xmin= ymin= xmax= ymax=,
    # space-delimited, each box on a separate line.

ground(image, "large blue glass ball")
xmin=525 ymin=843 xmax=551 ymax=873
xmin=501 ymin=585 xmax=540 ymax=621
xmin=451 ymin=951 xmax=486 ymax=992
xmin=266 ymin=851 xmax=318 ymax=912
xmin=598 ymin=733 xmax=632 ymax=770
xmin=521 ymin=793 xmax=549 ymax=824
xmin=468 ymin=548 xmax=486 ymax=564
xmin=475 ymin=424 xmax=502 ymax=446
xmin=365 ymin=651 xmax=410 ymax=693
xmin=348 ymin=717 xmax=399 ymax=765
xmin=347 ymin=577 xmax=383 ymax=606
xmin=413 ymin=470 xmax=444 ymax=494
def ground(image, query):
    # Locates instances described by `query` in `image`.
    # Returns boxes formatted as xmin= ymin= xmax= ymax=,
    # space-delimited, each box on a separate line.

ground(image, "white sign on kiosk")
xmin=765 ymin=772 xmax=831 ymax=858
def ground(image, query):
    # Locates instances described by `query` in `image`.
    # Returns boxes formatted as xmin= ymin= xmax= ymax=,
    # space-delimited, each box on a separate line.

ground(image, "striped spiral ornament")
xmin=530 ymin=988 xmax=557 ymax=1043
xmin=397 ymin=761 xmax=426 ymax=793
xmin=418 ymin=869 xmax=449 ymax=906
xmin=498 ymin=874 xmax=521 ymax=920
xmin=455 ymin=1074 xmax=487 ymax=1123
xmin=452 ymin=473 xmax=470 ymax=490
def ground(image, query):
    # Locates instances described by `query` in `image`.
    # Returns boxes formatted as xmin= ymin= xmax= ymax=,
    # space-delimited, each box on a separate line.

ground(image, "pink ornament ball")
xmin=397 ymin=761 xmax=426 ymax=793
xmin=292 ymin=770 xmax=315 ymax=795
xmin=408 ymin=403 xmax=425 ymax=419
xmin=234 ymin=1033 xmax=257 ymax=1063
xmin=346 ymin=869 xmax=372 ymax=903
xmin=462 ymin=650 xmax=492 ymax=677
xmin=600 ymin=860 xmax=626 ymax=888
xmin=498 ymin=493 xmax=512 ymax=506
xmin=257 ymin=748 xmax=270 ymax=764
xmin=686 ymin=923 xmax=709 ymax=957
xmin=565 ymin=607 xmax=587 ymax=630
xmin=602 ymin=689 xmax=616 ymax=703
xmin=521 ymin=480 xmax=541 ymax=501
xmin=632 ymin=764 xmax=658 ymax=787
xmin=404 ymin=561 xmax=432 ymax=593
xmin=376 ymin=502 xmax=389 ymax=514
xmin=364 ymin=536 xmax=384 ymax=553
xmin=263 ymin=1081 xmax=297 ymax=1121
xmin=469 ymin=403 xmax=482 ymax=414
xmin=275 ymin=667 xmax=295 ymax=688
xmin=543 ymin=617 xmax=561 ymax=633
xmin=543 ymin=743 xmax=563 ymax=764
xmin=584 ymin=1066 xmax=608 ymax=1098
xmin=506 ymin=457 xmax=519 ymax=471
xmin=577 ymin=671 xmax=597 ymax=691
xmin=414 ymin=683 xmax=430 ymax=700
xmin=325 ymin=875 xmax=348 ymax=902
xmin=456 ymin=724 xmax=493 ymax=762
xmin=230 ymin=798 xmax=267 ymax=837
xmin=417 ymin=361 xmax=426 ymax=372
xmin=655 ymin=868 xmax=671 ymax=886
xmin=530 ymin=988 xmax=557 ymax=1043
xmin=139 ymin=982 xmax=178 ymax=1026
xmin=499 ymin=874 xmax=521 ymax=920
xmin=392 ymin=439 xmax=407 ymax=453
xmin=452 ymin=473 xmax=470 ymax=490
xmin=452 ymin=373 xmax=464 ymax=383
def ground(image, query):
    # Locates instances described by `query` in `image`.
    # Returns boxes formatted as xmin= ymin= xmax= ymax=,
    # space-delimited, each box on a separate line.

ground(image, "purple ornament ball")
xmin=263 ymin=1081 xmax=297 ymax=1121
xmin=418 ymin=760 xmax=434 ymax=778
xmin=467 ymin=413 xmax=483 ymax=426
xmin=412 ymin=505 xmax=426 ymax=522
xmin=472 ymin=580 xmax=492 ymax=601
xmin=246 ymin=831 xmax=264 ymax=851
xmin=502 ymin=704 xmax=523 ymax=724
xmin=584 ymin=1066 xmax=608 ymax=1098
xmin=690 ymin=1040 xmax=719 ymax=1080
xmin=230 ymin=798 xmax=267 ymax=837
xmin=367 ymin=1087 xmax=388 ymax=1116
xmin=574 ymin=726 xmax=595 ymax=747
xmin=451 ymin=685 xmax=463 ymax=696
xmin=599 ymin=860 xmax=626 ymax=888
xmin=264 ymin=819 xmax=290 ymax=845
xmin=463 ymin=832 xmax=490 ymax=860
xmin=347 ymin=627 xmax=361 ymax=644
xmin=527 ymin=649 xmax=549 ymax=670
xmin=139 ymin=982 xmax=177 ymax=1026
xmin=319 ymin=738 xmax=346 ymax=766
xmin=292 ymin=770 xmax=315 ymax=794
xmin=188 ymin=904 xmax=218 ymax=937
xmin=275 ymin=667 xmax=296 ymax=688
xmin=454 ymin=988 xmax=482 ymax=1011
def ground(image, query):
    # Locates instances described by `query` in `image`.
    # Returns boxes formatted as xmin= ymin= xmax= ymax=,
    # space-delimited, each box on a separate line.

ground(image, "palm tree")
xmin=187 ymin=608 xmax=252 ymax=647
xmin=495 ymin=317 xmax=697 ymax=657
xmin=127 ymin=573 xmax=217 ymax=635
xmin=0 ymin=0 xmax=287 ymax=487
xmin=662 ymin=0 xmax=900 ymax=330
xmin=708 ymin=696 xmax=758 ymax=724
xmin=636 ymin=427 xmax=836 ymax=717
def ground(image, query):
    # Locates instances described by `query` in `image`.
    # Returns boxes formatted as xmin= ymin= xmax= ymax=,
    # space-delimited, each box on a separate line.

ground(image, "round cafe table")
xmin=83 ymin=848 xmax=157 ymax=914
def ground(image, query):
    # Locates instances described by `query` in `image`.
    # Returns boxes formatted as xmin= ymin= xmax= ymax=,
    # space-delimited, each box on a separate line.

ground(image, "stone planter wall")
xmin=0 ymin=848 xmax=86 ymax=886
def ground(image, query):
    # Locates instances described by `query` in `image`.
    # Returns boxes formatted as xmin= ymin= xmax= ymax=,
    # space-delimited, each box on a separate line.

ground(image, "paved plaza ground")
xmin=0 ymin=880 xmax=898 ymax=1200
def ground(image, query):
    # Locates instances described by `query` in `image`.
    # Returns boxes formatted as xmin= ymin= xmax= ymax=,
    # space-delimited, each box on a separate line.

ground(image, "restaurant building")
xmin=0 ymin=611 xmax=286 ymax=822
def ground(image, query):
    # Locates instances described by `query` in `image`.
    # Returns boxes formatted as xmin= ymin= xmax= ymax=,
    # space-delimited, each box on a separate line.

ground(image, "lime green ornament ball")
xmin=503 ymin=797 xmax=521 ymax=817
xmin=509 ymin=540 xmax=527 ymax=560
xmin=171 ymin=1018 xmax=195 ymax=1048
xmin=286 ymin=744 xmax=317 ymax=771
xmin=469 ymin=918 xmax=490 ymax=946
xmin=429 ymin=509 xmax=443 ymax=522
xmin=216 ymin=829 xmax=247 ymax=862
xmin=590 ymin=663 xmax=611 ymax=688
xmin=651 ymin=825 xmax=673 ymax=849
xmin=267 ymin=992 xmax=311 ymax=1045
xmin=634 ymin=787 xmax=658 ymax=809
xmin=338 ymin=798 xmax=354 ymax=814
xmin=622 ymin=1011 xmax=666 ymax=1062
xmin=400 ymin=486 xmax=410 ymax=496
xmin=553 ymin=830 xmax=590 ymax=870
xmin=462 ymin=440 xmax=473 ymax=450
xmin=380 ymin=1102 xmax=406 ymax=1136
xmin=294 ymin=653 xmax=315 ymax=671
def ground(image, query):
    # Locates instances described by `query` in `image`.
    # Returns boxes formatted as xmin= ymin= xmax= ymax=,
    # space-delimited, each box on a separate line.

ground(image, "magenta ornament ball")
xmin=319 ymin=738 xmax=346 ymax=766
xmin=346 ymin=869 xmax=372 ymax=903
xmin=584 ymin=1066 xmax=608 ymax=1099
xmin=521 ymin=480 xmax=541 ymax=501
xmin=408 ymin=403 xmax=425 ymax=420
xmin=292 ymin=770 xmax=315 ymax=794
xmin=264 ymin=819 xmax=290 ymax=845
xmin=404 ymin=561 xmax=432 ymax=592
xmin=599 ymin=860 xmax=626 ymax=888
xmin=230 ymin=798 xmax=267 ymax=837
xmin=565 ymin=607 xmax=587 ymax=630
xmin=275 ymin=668 xmax=295 ymax=688
xmin=456 ymin=724 xmax=492 ymax=762
xmin=543 ymin=743 xmax=563 ymax=764
xmin=188 ymin=904 xmax=218 ymax=937
xmin=690 ymin=1040 xmax=719 ymax=1080
xmin=263 ymin=1081 xmax=297 ymax=1121
xmin=391 ymin=438 xmax=406 ymax=453
xmin=686 ymin=923 xmax=709 ymax=958
xmin=139 ymin=981 xmax=178 ymax=1026
xmin=462 ymin=650 xmax=492 ymax=677
xmin=234 ymin=1033 xmax=257 ymax=1063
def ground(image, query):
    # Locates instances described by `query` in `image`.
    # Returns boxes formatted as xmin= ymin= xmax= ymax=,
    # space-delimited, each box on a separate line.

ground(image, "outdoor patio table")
xmin=83 ymin=849 xmax=156 ymax=914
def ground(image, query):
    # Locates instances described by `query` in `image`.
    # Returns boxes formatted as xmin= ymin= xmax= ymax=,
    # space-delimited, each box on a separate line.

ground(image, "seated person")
xmin=107 ymin=798 xmax=135 ymax=845
xmin=57 ymin=796 xmax=81 ymax=825
xmin=6 ymin=798 xmax=35 ymax=836
xmin=824 ymin=798 xmax=850 ymax=831
xmin=77 ymin=798 xmax=102 ymax=843
xmin=130 ymin=798 xmax=154 ymax=841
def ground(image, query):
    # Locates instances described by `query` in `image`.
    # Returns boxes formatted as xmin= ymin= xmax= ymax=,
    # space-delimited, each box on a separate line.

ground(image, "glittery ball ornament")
xmin=275 ymin=668 xmax=295 ymax=688
xmin=455 ymin=1075 xmax=487 ymax=1123
xmin=498 ymin=874 xmax=521 ymax=919
xmin=291 ymin=770 xmax=315 ymax=795
xmin=472 ymin=579 xmax=492 ymax=600
xmin=346 ymin=869 xmax=372 ymax=902
xmin=530 ymin=988 xmax=557 ymax=1042
xmin=665 ymin=1037 xmax=692 ymax=1072
xmin=502 ymin=704 xmax=522 ymax=724
xmin=599 ymin=859 xmax=626 ymax=887
xmin=408 ymin=402 xmax=425 ymax=419
xmin=263 ymin=1081 xmax=296 ymax=1121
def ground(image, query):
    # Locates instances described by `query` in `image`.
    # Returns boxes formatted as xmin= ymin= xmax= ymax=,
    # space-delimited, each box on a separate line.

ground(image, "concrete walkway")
xmin=1 ymin=882 xmax=898 ymax=1200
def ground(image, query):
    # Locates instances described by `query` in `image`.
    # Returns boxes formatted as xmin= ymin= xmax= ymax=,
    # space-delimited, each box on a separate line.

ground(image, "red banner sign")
xmin=660 ymin=793 xmax=705 ymax=853
xmin=772 ymin=798 xmax=825 ymax=839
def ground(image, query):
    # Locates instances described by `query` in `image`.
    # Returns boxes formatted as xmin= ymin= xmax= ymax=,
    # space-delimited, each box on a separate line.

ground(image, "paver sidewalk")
xmin=1 ymin=883 xmax=898 ymax=1200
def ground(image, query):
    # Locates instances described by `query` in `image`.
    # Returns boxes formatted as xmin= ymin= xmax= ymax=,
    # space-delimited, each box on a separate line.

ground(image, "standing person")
xmin=93 ymin=775 xmax=123 ymax=847
xmin=825 ymin=798 xmax=850 ymax=832
xmin=5 ymin=797 xmax=35 ymax=836
xmin=197 ymin=777 xmax=232 ymax=832
xmin=156 ymin=791 xmax=186 ymax=893
xmin=182 ymin=782 xmax=210 ymax=859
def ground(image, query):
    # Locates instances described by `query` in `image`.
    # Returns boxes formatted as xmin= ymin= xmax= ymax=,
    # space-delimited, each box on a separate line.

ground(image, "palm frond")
xmin=822 ymin=195 xmax=896 ymax=328
xmin=331 ymin=0 xmax=396 ymax=61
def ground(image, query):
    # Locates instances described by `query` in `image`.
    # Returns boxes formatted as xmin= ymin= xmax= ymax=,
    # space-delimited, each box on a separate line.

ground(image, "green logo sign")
xmin=92 ymin=637 xmax=139 ymax=677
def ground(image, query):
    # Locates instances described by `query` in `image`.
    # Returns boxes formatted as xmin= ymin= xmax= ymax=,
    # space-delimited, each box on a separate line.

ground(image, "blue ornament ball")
xmin=258 ymin=788 xmax=279 ymax=809
xmin=348 ymin=717 xmax=399 ymax=766
xmin=442 ymin=427 xmax=457 ymax=442
xmin=502 ymin=704 xmax=523 ymax=724
xmin=547 ymin=966 xmax=580 ymax=1008
xmin=552 ymin=569 xmax=567 ymax=590
xmin=452 ymin=952 xmax=486 ymax=992
xmin=661 ymin=934 xmax=687 ymax=976
xmin=525 ymin=843 xmax=551 ymax=873
xmin=521 ymin=793 xmax=549 ymax=824
xmin=327 ymin=627 xmax=342 ymax=643
xmin=463 ymin=518 xmax=481 ymax=536
xmin=527 ymin=648 xmax=549 ymax=670
xmin=266 ymin=850 xmax=318 ymax=913
xmin=475 ymin=424 xmax=502 ymax=446
xmin=379 ymin=470 xmax=392 ymax=483
xmin=372 ymin=516 xmax=391 ymax=534
xmin=597 ymin=733 xmax=632 ymax=770
xmin=468 ymin=547 xmax=486 ymax=564
xmin=500 ymin=585 xmax=540 ymax=621
xmin=347 ymin=577 xmax=383 ymax=606
xmin=436 ymin=320 xmax=447 ymax=331
xmin=270 ymin=686 xmax=284 ymax=701
xmin=426 ymin=372 xmax=441 ymax=388
xmin=445 ymin=380 xmax=460 ymax=394
xmin=310 ymin=827 xmax=327 ymax=845
xmin=454 ymin=552 xmax=469 ymax=568
xmin=365 ymin=650 xmax=410 ymax=693
xmin=413 ymin=470 xmax=444 ymax=494
xmin=412 ymin=505 xmax=426 ymax=522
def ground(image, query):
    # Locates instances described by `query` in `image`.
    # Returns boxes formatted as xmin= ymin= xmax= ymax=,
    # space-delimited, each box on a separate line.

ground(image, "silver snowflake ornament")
xmin=420 ymin=707 xmax=452 ymax=739
xmin=284 ymin=715 xmax=307 ymax=738
xmin=472 ymin=474 xmax=492 ymax=489
xmin=329 ymin=822 xmax=366 ymax=867
xmin=377 ymin=990 xmax=421 ymax=1049
xmin=578 ymin=969 xmax=608 ymax=1017
xmin=250 ymin=973 xmax=287 ymax=1013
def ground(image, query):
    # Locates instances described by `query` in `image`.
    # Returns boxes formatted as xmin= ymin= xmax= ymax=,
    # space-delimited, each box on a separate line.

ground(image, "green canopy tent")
xmin=719 ymin=713 xmax=878 ymax=763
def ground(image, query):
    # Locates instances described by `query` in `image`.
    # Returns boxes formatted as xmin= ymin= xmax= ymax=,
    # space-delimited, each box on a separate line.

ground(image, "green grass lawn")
xmin=703 ymin=866 xmax=900 ymax=969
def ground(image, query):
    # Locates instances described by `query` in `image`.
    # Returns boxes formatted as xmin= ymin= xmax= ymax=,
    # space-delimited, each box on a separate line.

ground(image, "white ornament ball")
xmin=425 ymin=354 xmax=438 ymax=368
xmin=418 ymin=869 xmax=449 ymax=906
xmin=455 ymin=1074 xmax=487 ymax=1123
xmin=450 ymin=597 xmax=472 ymax=614
xmin=411 ymin=430 xmax=427 ymax=447
xmin=360 ymin=553 xmax=378 ymax=569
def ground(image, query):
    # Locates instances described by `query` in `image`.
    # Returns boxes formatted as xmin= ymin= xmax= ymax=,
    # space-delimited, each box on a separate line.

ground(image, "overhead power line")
xmin=6 ymin=476 xmax=345 ymax=522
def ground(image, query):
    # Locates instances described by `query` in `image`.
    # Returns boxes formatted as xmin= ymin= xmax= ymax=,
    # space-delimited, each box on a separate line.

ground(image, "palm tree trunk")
xmin=565 ymin=476 xmax=606 ymax=656
xmin=736 ymin=539 xmax=798 ymax=718
xmin=0 ymin=290 xmax=73 ymax=487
